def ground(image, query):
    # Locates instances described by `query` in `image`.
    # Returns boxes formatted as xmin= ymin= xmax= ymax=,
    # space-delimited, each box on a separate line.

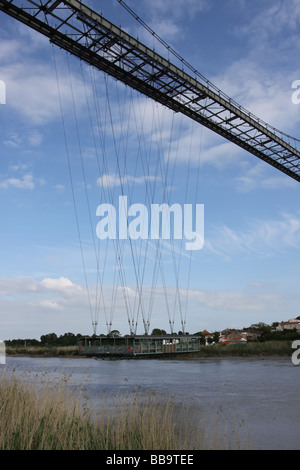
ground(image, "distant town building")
xmin=276 ymin=318 xmax=300 ymax=332
xmin=219 ymin=332 xmax=247 ymax=345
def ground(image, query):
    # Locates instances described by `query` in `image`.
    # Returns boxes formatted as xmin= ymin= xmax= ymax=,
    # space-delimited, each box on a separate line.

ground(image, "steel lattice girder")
xmin=1 ymin=0 xmax=300 ymax=182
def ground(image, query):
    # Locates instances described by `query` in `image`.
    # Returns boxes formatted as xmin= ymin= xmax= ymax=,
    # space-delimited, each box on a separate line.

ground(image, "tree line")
xmin=5 ymin=329 xmax=206 ymax=347
xmin=5 ymin=324 xmax=300 ymax=347
xmin=5 ymin=332 xmax=84 ymax=347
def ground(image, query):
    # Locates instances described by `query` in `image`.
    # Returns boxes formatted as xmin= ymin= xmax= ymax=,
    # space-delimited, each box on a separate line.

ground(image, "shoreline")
xmin=5 ymin=340 xmax=293 ymax=361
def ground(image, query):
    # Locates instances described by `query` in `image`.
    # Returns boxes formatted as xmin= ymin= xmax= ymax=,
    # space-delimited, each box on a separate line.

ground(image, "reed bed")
xmin=6 ymin=345 xmax=78 ymax=357
xmin=0 ymin=370 xmax=248 ymax=450
xmin=197 ymin=340 xmax=292 ymax=357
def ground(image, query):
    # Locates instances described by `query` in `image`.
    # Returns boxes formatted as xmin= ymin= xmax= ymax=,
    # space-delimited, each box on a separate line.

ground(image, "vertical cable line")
xmin=152 ymin=111 xmax=185 ymax=335
xmin=101 ymin=76 xmax=133 ymax=335
xmin=140 ymin=101 xmax=174 ymax=335
xmin=111 ymin=80 xmax=140 ymax=335
xmin=88 ymin=69 xmax=140 ymax=336
xmin=87 ymin=66 xmax=114 ymax=334
xmin=66 ymin=53 xmax=101 ymax=335
xmin=131 ymin=97 xmax=163 ymax=335
xmin=52 ymin=46 xmax=94 ymax=331
xmin=123 ymin=91 xmax=149 ymax=334
xmin=90 ymin=71 xmax=128 ymax=335
xmin=104 ymin=75 xmax=149 ymax=335
xmin=157 ymin=106 xmax=184 ymax=334
xmin=79 ymin=62 xmax=109 ymax=335
xmin=177 ymin=121 xmax=196 ymax=333
xmin=128 ymin=95 xmax=163 ymax=335
xmin=183 ymin=124 xmax=204 ymax=330
xmin=150 ymin=107 xmax=177 ymax=334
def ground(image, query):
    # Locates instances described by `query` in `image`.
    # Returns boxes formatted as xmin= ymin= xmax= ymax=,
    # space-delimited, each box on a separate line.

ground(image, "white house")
xmin=276 ymin=318 xmax=300 ymax=332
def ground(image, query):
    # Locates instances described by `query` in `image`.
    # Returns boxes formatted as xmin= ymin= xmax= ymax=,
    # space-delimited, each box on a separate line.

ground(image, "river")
xmin=2 ymin=355 xmax=300 ymax=450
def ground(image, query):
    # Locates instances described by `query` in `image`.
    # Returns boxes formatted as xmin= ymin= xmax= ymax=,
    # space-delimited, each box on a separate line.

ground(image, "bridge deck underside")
xmin=0 ymin=0 xmax=300 ymax=182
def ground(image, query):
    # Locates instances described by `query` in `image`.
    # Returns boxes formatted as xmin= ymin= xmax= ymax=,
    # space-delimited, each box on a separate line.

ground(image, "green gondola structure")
xmin=78 ymin=335 xmax=201 ymax=359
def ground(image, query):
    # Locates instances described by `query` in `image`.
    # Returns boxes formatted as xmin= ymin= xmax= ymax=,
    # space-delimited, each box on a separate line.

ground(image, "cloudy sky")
xmin=0 ymin=0 xmax=300 ymax=340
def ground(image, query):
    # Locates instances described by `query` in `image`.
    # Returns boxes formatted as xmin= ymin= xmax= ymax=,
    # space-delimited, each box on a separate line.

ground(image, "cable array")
xmin=53 ymin=43 xmax=202 ymax=336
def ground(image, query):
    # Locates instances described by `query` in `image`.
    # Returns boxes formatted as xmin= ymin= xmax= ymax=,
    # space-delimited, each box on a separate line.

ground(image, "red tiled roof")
xmin=202 ymin=330 xmax=214 ymax=336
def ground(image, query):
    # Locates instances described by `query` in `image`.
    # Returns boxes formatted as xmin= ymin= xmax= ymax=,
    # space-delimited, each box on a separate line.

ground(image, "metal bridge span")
xmin=1 ymin=0 xmax=300 ymax=183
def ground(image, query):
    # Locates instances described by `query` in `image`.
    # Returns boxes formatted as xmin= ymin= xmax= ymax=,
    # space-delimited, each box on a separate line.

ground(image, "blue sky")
xmin=0 ymin=0 xmax=300 ymax=340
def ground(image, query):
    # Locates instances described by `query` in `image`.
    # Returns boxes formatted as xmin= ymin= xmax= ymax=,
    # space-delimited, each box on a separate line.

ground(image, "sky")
xmin=0 ymin=0 xmax=300 ymax=340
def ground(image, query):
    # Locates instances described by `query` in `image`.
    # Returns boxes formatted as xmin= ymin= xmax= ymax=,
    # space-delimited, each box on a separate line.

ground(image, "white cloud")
xmin=3 ymin=132 xmax=21 ymax=148
xmin=150 ymin=20 xmax=181 ymax=41
xmin=97 ymin=173 xmax=159 ymax=189
xmin=0 ymin=274 xmax=290 ymax=339
xmin=0 ymin=172 xmax=46 ymax=190
xmin=143 ymin=0 xmax=209 ymax=21
xmin=208 ymin=52 xmax=299 ymax=138
xmin=0 ymin=39 xmax=22 ymax=61
xmin=0 ymin=277 xmax=82 ymax=297
xmin=236 ymin=0 xmax=300 ymax=40
xmin=55 ymin=184 xmax=65 ymax=192
xmin=205 ymin=212 xmax=300 ymax=258
xmin=1 ymin=51 xmax=91 ymax=125
xmin=0 ymin=173 xmax=35 ymax=190
xmin=3 ymin=130 xmax=43 ymax=149
xmin=188 ymin=288 xmax=281 ymax=313
xmin=40 ymin=277 xmax=82 ymax=296
xmin=212 ymin=2 xmax=300 ymax=135
xmin=165 ymin=120 xmax=245 ymax=170
xmin=27 ymin=131 xmax=43 ymax=147
xmin=124 ymin=0 xmax=210 ymax=55
xmin=9 ymin=163 xmax=31 ymax=172
xmin=39 ymin=300 xmax=63 ymax=311
xmin=235 ymin=162 xmax=298 ymax=192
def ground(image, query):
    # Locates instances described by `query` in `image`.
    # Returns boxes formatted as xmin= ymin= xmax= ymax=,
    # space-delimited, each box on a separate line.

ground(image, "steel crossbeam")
xmin=1 ymin=0 xmax=300 ymax=182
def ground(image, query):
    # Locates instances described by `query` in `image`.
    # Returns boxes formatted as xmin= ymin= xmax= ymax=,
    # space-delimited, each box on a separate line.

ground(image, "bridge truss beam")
xmin=1 ymin=0 xmax=300 ymax=182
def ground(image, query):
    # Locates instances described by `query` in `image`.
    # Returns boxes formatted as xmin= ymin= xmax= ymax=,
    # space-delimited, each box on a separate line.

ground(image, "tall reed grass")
xmin=197 ymin=340 xmax=292 ymax=357
xmin=6 ymin=345 xmax=78 ymax=357
xmin=0 ymin=370 xmax=248 ymax=450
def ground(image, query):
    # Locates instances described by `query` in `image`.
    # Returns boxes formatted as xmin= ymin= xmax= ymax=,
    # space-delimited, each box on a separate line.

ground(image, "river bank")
xmin=2 ymin=355 xmax=299 ymax=450
xmin=0 ymin=370 xmax=196 ymax=450
xmin=5 ymin=340 xmax=293 ymax=359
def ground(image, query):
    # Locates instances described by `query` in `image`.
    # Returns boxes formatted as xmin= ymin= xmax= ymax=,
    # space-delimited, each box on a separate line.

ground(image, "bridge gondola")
xmin=78 ymin=334 xmax=201 ymax=359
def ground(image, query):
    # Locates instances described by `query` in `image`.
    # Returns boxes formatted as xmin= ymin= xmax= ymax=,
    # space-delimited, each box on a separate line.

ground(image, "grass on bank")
xmin=0 ymin=371 xmax=248 ymax=450
xmin=6 ymin=345 xmax=78 ymax=357
xmin=194 ymin=340 xmax=293 ymax=357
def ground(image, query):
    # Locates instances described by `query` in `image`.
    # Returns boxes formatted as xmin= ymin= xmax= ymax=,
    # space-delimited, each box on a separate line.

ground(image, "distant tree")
xmin=110 ymin=330 xmax=121 ymax=337
xmin=40 ymin=333 xmax=58 ymax=346
xmin=258 ymin=330 xmax=300 ymax=342
xmin=213 ymin=332 xmax=220 ymax=343
xmin=57 ymin=332 xmax=78 ymax=346
xmin=151 ymin=328 xmax=167 ymax=335
xmin=7 ymin=332 xmax=86 ymax=347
